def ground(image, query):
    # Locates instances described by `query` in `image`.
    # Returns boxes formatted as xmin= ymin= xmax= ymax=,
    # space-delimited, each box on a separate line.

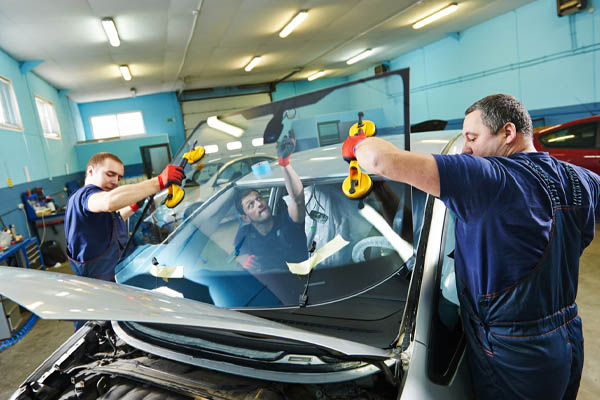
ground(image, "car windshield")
xmin=119 ymin=70 xmax=421 ymax=311
xmin=118 ymin=176 xmax=423 ymax=308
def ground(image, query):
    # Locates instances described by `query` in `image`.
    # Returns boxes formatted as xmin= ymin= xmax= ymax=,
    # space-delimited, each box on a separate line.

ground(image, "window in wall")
xmin=317 ymin=120 xmax=340 ymax=146
xmin=35 ymin=96 xmax=61 ymax=139
xmin=0 ymin=75 xmax=23 ymax=131
xmin=90 ymin=111 xmax=145 ymax=139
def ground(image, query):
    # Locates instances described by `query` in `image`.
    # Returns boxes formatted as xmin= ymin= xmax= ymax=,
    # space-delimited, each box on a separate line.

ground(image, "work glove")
xmin=342 ymin=134 xmax=367 ymax=163
xmin=129 ymin=198 xmax=146 ymax=212
xmin=277 ymin=130 xmax=296 ymax=166
xmin=157 ymin=164 xmax=185 ymax=190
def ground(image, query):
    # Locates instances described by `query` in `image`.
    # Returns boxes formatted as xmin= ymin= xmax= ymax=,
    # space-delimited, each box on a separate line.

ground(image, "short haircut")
xmin=86 ymin=152 xmax=123 ymax=170
xmin=465 ymin=94 xmax=533 ymax=137
xmin=235 ymin=189 xmax=259 ymax=215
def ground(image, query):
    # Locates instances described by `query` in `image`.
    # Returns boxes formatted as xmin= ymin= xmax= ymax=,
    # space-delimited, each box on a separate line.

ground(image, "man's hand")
xmin=158 ymin=164 xmax=185 ymax=190
xmin=342 ymin=134 xmax=367 ymax=162
xmin=277 ymin=130 xmax=296 ymax=166
xmin=129 ymin=198 xmax=146 ymax=212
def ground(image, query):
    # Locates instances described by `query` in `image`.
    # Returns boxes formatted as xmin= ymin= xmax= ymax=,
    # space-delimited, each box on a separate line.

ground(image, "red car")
xmin=533 ymin=115 xmax=600 ymax=175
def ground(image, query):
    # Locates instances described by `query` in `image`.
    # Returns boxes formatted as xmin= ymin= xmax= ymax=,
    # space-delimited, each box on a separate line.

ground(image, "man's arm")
xmin=87 ymin=178 xmax=160 ymax=214
xmin=355 ymin=137 xmax=441 ymax=197
xmin=282 ymin=165 xmax=305 ymax=224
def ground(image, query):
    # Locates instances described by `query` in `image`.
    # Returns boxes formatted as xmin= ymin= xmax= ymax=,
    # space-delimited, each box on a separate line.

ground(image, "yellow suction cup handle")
xmin=165 ymin=184 xmax=185 ymax=208
xmin=183 ymin=146 xmax=205 ymax=164
xmin=342 ymin=160 xmax=372 ymax=199
xmin=349 ymin=120 xmax=376 ymax=137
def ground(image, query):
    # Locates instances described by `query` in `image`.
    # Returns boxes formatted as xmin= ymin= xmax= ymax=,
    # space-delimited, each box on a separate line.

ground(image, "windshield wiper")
xmin=299 ymin=240 xmax=317 ymax=307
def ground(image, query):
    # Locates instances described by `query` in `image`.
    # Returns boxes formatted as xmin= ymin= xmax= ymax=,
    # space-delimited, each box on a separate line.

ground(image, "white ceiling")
xmin=0 ymin=0 xmax=533 ymax=103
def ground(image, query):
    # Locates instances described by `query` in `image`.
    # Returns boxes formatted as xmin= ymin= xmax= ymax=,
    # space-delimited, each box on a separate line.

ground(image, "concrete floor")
xmin=0 ymin=229 xmax=599 ymax=399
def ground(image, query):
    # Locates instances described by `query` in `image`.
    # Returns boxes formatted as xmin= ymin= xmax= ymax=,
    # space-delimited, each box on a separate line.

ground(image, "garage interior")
xmin=0 ymin=0 xmax=599 ymax=399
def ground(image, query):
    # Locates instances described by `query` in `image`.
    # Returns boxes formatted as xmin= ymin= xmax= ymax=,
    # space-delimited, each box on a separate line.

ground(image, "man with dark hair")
xmin=65 ymin=152 xmax=184 ymax=284
xmin=343 ymin=94 xmax=599 ymax=399
xmin=234 ymin=132 xmax=307 ymax=272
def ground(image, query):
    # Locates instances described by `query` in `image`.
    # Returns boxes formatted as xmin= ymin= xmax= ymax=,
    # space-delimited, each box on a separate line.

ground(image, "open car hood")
xmin=0 ymin=267 xmax=395 ymax=360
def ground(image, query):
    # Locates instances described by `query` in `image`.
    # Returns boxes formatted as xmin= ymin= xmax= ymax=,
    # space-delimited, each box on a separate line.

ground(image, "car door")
xmin=400 ymin=198 xmax=473 ymax=399
xmin=537 ymin=121 xmax=600 ymax=174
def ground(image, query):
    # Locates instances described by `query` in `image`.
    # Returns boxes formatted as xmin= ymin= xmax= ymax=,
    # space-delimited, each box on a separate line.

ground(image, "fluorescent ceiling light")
xmin=101 ymin=17 xmax=121 ymax=47
xmin=119 ymin=65 xmax=132 ymax=81
xmin=226 ymin=141 xmax=242 ymax=150
xmin=279 ymin=10 xmax=308 ymax=38
xmin=207 ymin=116 xmax=244 ymax=137
xmin=412 ymin=3 xmax=458 ymax=30
xmin=252 ymin=138 xmax=264 ymax=146
xmin=204 ymin=144 xmax=219 ymax=153
xmin=208 ymin=157 xmax=221 ymax=163
xmin=244 ymin=56 xmax=261 ymax=72
xmin=346 ymin=49 xmax=373 ymax=65
xmin=307 ymin=70 xmax=327 ymax=81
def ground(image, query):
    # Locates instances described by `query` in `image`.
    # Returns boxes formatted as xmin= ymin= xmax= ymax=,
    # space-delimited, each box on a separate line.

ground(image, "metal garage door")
xmin=181 ymin=93 xmax=271 ymax=139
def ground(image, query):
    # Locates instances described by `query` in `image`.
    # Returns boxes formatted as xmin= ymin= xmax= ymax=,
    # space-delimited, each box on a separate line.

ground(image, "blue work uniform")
xmin=234 ymin=211 xmax=308 ymax=271
xmin=434 ymin=152 xmax=600 ymax=399
xmin=65 ymin=184 xmax=130 ymax=281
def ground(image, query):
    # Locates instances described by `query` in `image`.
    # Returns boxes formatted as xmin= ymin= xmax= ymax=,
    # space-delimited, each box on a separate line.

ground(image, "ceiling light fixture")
xmin=346 ymin=49 xmax=373 ymax=65
xmin=279 ymin=10 xmax=309 ymax=38
xmin=244 ymin=56 xmax=261 ymax=72
xmin=412 ymin=3 xmax=458 ymax=30
xmin=307 ymin=70 xmax=327 ymax=81
xmin=119 ymin=65 xmax=132 ymax=81
xmin=252 ymin=138 xmax=264 ymax=146
xmin=101 ymin=17 xmax=121 ymax=47
xmin=207 ymin=116 xmax=244 ymax=137
xmin=226 ymin=141 xmax=242 ymax=150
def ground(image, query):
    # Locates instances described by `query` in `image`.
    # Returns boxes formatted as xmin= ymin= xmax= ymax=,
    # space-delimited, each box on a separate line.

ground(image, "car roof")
xmin=239 ymin=130 xmax=463 ymax=186
xmin=535 ymin=115 xmax=600 ymax=136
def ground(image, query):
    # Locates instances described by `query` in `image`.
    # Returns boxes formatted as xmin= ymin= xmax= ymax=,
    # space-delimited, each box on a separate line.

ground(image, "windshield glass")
xmin=117 ymin=176 xmax=421 ymax=308
xmin=120 ymin=70 xmax=416 ymax=310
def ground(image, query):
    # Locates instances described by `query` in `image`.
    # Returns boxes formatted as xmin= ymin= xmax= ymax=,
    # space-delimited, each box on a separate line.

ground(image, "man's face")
xmin=461 ymin=110 xmax=507 ymax=157
xmin=87 ymin=159 xmax=124 ymax=191
xmin=241 ymin=191 xmax=272 ymax=224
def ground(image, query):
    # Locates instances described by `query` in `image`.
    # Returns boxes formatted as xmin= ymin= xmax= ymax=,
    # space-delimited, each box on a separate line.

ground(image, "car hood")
xmin=0 ymin=266 xmax=395 ymax=360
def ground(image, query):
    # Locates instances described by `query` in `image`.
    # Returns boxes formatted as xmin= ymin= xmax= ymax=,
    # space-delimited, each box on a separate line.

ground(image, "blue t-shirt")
xmin=234 ymin=211 xmax=308 ymax=270
xmin=433 ymin=152 xmax=600 ymax=301
xmin=65 ymin=184 xmax=114 ymax=262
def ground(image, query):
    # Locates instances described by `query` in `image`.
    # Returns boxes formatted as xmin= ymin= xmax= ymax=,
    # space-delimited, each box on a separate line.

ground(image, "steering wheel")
xmin=351 ymin=236 xmax=396 ymax=263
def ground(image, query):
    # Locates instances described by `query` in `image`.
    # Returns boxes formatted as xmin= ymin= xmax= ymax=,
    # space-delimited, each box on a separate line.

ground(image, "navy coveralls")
xmin=434 ymin=152 xmax=599 ymax=399
xmin=65 ymin=185 xmax=131 ymax=330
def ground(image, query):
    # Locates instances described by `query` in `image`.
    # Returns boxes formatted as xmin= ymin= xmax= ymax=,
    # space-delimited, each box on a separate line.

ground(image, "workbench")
xmin=0 ymin=237 xmax=45 ymax=339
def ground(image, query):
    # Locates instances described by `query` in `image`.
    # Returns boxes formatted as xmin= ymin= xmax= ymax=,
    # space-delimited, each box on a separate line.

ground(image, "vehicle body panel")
xmin=0 ymin=266 xmax=394 ymax=359
xmin=533 ymin=116 xmax=600 ymax=175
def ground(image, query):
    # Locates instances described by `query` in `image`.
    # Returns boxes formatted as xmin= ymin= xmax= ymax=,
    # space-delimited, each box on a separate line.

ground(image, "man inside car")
xmin=234 ymin=131 xmax=307 ymax=272
xmin=344 ymin=94 xmax=600 ymax=400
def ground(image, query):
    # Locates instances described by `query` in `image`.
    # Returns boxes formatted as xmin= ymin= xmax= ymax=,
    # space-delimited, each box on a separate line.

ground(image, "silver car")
xmin=0 ymin=69 xmax=473 ymax=399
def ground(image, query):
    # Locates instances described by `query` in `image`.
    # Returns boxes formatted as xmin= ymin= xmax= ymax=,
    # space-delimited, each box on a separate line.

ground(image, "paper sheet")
xmin=286 ymin=235 xmax=349 ymax=275
xmin=150 ymin=265 xmax=184 ymax=282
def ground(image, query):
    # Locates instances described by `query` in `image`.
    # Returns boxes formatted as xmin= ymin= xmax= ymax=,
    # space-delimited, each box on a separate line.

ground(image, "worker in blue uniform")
xmin=343 ymin=94 xmax=599 ymax=399
xmin=234 ymin=130 xmax=307 ymax=271
xmin=65 ymin=152 xmax=184 ymax=284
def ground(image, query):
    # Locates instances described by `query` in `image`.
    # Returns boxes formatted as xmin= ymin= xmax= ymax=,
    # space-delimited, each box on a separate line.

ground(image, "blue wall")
xmin=78 ymin=92 xmax=186 ymax=158
xmin=0 ymin=48 xmax=81 ymax=240
xmin=274 ymin=0 xmax=600 ymax=128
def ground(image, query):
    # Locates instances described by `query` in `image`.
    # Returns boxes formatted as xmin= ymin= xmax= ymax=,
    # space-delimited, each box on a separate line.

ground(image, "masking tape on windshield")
xmin=150 ymin=265 xmax=184 ymax=281
xmin=287 ymin=235 xmax=349 ymax=276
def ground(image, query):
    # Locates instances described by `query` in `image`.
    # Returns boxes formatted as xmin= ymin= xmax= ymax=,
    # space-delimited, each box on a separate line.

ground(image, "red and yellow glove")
xmin=129 ymin=199 xmax=145 ymax=212
xmin=277 ymin=130 xmax=296 ymax=166
xmin=342 ymin=134 xmax=367 ymax=163
xmin=157 ymin=164 xmax=185 ymax=190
